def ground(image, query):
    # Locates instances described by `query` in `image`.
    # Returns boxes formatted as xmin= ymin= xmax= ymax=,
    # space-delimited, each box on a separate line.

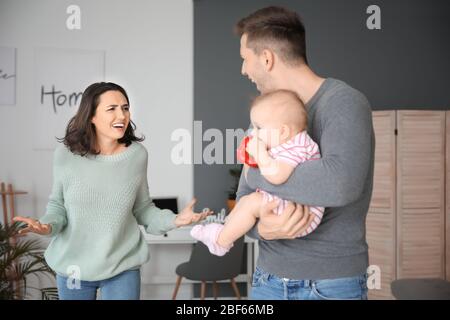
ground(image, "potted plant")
xmin=227 ymin=165 xmax=243 ymax=211
xmin=0 ymin=221 xmax=58 ymax=300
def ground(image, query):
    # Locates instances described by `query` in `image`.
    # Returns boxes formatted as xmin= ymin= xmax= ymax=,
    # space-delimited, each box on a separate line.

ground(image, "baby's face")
xmin=250 ymin=106 xmax=284 ymax=149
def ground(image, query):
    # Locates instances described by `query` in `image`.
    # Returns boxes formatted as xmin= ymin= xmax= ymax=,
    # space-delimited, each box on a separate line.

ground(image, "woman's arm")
xmin=133 ymin=152 xmax=177 ymax=235
xmin=39 ymin=150 xmax=68 ymax=237
xmin=133 ymin=193 xmax=177 ymax=235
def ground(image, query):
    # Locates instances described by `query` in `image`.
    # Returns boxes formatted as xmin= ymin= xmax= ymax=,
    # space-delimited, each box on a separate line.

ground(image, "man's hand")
xmin=257 ymin=200 xmax=315 ymax=240
xmin=174 ymin=198 xmax=212 ymax=227
xmin=12 ymin=216 xmax=52 ymax=235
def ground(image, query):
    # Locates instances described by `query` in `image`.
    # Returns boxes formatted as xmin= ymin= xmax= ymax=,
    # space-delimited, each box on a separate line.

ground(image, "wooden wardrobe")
xmin=367 ymin=110 xmax=448 ymax=299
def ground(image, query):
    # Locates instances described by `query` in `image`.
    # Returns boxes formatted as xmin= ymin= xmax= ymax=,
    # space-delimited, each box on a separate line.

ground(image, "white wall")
xmin=0 ymin=0 xmax=193 ymax=299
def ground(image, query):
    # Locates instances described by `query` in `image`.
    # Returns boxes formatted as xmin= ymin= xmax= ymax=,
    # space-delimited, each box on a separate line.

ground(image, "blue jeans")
xmin=251 ymin=267 xmax=368 ymax=300
xmin=56 ymin=269 xmax=141 ymax=300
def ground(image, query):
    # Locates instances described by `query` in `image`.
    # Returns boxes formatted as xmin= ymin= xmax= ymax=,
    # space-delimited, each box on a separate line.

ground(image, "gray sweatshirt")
xmin=237 ymin=78 xmax=374 ymax=280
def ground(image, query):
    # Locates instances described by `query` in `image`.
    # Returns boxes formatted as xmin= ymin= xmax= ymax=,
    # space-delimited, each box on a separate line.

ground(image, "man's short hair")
xmin=235 ymin=6 xmax=307 ymax=65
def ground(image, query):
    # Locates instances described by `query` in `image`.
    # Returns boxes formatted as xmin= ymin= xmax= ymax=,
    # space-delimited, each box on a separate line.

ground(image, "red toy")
xmin=237 ymin=136 xmax=258 ymax=168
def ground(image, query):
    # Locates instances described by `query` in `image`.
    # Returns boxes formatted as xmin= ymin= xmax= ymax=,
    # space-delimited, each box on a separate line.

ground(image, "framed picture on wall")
xmin=33 ymin=47 xmax=105 ymax=150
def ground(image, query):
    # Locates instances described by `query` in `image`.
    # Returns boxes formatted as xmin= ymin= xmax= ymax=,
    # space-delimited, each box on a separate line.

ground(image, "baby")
xmin=191 ymin=89 xmax=324 ymax=256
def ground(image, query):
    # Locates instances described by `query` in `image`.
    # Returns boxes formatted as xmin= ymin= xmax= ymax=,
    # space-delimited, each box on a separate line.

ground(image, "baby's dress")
xmin=257 ymin=131 xmax=324 ymax=237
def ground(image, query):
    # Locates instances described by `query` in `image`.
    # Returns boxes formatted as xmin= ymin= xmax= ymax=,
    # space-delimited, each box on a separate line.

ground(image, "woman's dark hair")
xmin=58 ymin=82 xmax=144 ymax=156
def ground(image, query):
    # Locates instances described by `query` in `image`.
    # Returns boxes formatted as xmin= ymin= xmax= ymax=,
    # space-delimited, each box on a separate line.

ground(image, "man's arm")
xmin=235 ymin=166 xmax=253 ymax=202
xmin=247 ymin=93 xmax=373 ymax=208
xmin=238 ymin=164 xmax=314 ymax=241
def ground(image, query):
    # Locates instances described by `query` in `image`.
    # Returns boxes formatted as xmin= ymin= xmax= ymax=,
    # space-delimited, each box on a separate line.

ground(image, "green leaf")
xmin=0 ymin=222 xmax=57 ymax=300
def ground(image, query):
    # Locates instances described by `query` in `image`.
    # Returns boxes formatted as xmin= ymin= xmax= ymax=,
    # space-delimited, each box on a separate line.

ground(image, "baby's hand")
xmin=246 ymin=136 xmax=266 ymax=161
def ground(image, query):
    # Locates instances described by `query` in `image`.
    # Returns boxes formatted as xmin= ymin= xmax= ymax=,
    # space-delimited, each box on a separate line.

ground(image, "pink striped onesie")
xmin=256 ymin=130 xmax=324 ymax=237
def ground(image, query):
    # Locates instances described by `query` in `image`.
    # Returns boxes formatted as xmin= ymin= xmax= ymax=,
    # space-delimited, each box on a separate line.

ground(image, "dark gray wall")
xmin=194 ymin=0 xmax=450 ymax=215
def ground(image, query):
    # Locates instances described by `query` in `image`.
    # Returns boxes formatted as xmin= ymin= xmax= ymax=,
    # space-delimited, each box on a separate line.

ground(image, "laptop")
xmin=152 ymin=197 xmax=178 ymax=214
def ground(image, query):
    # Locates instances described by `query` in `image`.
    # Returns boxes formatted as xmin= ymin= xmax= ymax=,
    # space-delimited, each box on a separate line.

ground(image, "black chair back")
xmin=176 ymin=236 xmax=245 ymax=281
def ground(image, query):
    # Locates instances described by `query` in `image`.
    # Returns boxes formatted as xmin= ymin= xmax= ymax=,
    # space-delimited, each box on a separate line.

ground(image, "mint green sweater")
xmin=39 ymin=142 xmax=177 ymax=281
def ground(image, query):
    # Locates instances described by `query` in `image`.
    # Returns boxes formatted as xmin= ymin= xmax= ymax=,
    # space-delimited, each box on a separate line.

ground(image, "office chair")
xmin=172 ymin=236 xmax=245 ymax=300
xmin=391 ymin=278 xmax=450 ymax=300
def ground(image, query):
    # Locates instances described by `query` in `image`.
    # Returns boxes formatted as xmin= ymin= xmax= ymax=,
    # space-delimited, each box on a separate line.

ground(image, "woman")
xmin=13 ymin=82 xmax=210 ymax=300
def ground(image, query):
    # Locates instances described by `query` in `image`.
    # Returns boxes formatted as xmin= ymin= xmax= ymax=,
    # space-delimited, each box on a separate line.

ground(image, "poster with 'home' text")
xmin=34 ymin=48 xmax=104 ymax=150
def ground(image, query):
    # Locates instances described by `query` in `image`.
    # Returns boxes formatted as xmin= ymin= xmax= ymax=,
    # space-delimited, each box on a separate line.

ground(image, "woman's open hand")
xmin=12 ymin=216 xmax=52 ymax=235
xmin=174 ymin=198 xmax=213 ymax=227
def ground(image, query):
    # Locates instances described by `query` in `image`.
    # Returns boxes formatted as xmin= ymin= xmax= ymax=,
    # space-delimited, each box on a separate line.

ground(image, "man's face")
xmin=240 ymin=34 xmax=273 ymax=93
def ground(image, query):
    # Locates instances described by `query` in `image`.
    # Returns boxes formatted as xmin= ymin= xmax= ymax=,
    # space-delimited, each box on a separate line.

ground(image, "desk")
xmin=142 ymin=226 xmax=258 ymax=298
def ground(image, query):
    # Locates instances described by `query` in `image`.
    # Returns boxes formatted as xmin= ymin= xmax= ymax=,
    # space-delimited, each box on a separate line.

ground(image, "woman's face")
xmin=91 ymin=90 xmax=130 ymax=143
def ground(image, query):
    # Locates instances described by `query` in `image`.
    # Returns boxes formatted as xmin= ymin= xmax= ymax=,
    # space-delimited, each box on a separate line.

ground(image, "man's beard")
xmin=254 ymin=73 xmax=275 ymax=94
xmin=255 ymin=78 xmax=272 ymax=94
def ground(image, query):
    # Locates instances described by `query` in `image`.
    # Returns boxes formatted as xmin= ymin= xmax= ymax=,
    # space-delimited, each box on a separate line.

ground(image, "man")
xmin=235 ymin=6 xmax=374 ymax=300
